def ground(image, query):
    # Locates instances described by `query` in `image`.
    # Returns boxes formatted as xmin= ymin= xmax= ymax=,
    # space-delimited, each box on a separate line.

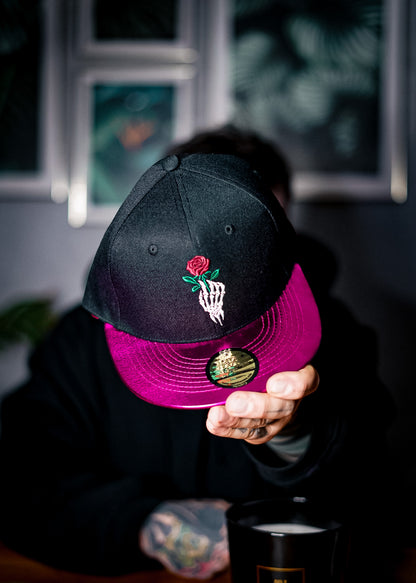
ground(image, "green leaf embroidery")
xmin=183 ymin=263 xmax=221 ymax=293
xmin=182 ymin=276 xmax=196 ymax=284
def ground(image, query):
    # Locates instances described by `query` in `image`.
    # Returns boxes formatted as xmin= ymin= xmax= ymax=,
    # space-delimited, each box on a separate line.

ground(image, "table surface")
xmin=0 ymin=542 xmax=231 ymax=583
xmin=1 ymin=541 xmax=416 ymax=583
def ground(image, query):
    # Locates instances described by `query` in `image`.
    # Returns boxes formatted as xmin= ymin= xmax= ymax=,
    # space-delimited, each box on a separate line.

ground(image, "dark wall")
xmin=292 ymin=7 xmax=416 ymax=530
xmin=290 ymin=33 xmax=416 ymax=532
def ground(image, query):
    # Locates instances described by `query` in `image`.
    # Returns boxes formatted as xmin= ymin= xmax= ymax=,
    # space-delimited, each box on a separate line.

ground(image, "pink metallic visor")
xmin=105 ymin=264 xmax=321 ymax=409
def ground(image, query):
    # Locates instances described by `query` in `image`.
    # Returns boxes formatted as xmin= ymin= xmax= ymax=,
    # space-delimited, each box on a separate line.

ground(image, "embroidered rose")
xmin=183 ymin=256 xmax=219 ymax=292
xmin=186 ymin=255 xmax=210 ymax=277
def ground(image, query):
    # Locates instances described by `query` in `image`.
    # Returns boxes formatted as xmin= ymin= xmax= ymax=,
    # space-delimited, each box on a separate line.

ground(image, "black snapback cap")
xmin=83 ymin=153 xmax=321 ymax=408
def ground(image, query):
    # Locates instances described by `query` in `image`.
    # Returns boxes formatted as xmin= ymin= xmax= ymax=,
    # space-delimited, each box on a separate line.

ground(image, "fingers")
xmin=206 ymin=365 xmax=319 ymax=445
xmin=206 ymin=402 xmax=292 ymax=444
xmin=266 ymin=364 xmax=319 ymax=400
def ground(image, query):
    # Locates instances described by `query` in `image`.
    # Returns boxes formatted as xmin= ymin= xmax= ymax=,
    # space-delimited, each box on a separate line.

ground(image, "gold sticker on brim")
xmin=206 ymin=348 xmax=259 ymax=388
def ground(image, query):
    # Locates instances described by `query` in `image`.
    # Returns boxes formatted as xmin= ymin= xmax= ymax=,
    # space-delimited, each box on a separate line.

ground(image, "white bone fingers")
xmin=199 ymin=280 xmax=225 ymax=325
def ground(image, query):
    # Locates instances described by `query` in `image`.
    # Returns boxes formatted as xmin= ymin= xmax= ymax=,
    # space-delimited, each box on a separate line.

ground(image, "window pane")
xmin=231 ymin=0 xmax=383 ymax=174
xmin=93 ymin=0 xmax=177 ymax=41
xmin=90 ymin=84 xmax=174 ymax=205
xmin=0 ymin=0 xmax=41 ymax=173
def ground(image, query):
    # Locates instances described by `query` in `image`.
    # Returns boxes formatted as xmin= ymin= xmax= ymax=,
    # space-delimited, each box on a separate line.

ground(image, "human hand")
xmin=206 ymin=365 xmax=319 ymax=445
xmin=139 ymin=499 xmax=230 ymax=579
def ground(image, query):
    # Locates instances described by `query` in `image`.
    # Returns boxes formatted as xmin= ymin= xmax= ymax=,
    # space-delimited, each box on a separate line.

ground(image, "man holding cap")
xmin=0 ymin=154 xmax=392 ymax=579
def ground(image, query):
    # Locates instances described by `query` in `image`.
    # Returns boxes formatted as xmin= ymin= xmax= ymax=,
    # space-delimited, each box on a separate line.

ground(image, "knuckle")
xmin=302 ymin=365 xmax=320 ymax=394
xmin=246 ymin=426 xmax=268 ymax=440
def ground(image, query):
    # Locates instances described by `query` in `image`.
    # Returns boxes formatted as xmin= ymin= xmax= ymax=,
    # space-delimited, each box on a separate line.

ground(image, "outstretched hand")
xmin=206 ymin=365 xmax=319 ymax=445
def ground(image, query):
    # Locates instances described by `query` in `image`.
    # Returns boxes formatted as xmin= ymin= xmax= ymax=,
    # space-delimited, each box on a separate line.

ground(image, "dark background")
xmin=0 ymin=0 xmax=415 ymax=541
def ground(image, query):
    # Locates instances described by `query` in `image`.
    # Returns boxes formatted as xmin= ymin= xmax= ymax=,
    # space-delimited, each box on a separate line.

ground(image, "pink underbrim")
xmin=105 ymin=264 xmax=321 ymax=409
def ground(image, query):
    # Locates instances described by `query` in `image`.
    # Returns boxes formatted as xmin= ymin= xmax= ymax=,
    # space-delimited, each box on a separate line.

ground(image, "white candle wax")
xmin=254 ymin=523 xmax=325 ymax=534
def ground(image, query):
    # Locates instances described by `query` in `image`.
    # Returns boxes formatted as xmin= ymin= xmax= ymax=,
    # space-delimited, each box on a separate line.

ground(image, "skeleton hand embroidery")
xmin=199 ymin=279 xmax=225 ymax=325
xmin=182 ymin=255 xmax=225 ymax=326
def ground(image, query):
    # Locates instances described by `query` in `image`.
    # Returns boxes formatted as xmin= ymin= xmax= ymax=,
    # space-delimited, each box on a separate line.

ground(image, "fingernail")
xmin=268 ymin=379 xmax=290 ymax=395
xmin=228 ymin=396 xmax=247 ymax=415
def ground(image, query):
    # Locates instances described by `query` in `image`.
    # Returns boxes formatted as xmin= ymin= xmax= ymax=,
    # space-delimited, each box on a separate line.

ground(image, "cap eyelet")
xmin=148 ymin=244 xmax=158 ymax=255
xmin=225 ymin=224 xmax=235 ymax=235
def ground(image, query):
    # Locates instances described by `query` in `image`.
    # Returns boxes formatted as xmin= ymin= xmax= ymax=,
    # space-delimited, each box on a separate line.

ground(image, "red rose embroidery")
xmin=183 ymin=256 xmax=220 ymax=294
xmin=186 ymin=255 xmax=210 ymax=276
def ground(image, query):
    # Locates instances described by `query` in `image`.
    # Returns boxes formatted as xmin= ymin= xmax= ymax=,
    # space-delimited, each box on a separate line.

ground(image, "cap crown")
xmin=83 ymin=153 xmax=296 ymax=343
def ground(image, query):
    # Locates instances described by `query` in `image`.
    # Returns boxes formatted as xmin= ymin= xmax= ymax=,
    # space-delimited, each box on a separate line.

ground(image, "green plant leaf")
xmin=0 ymin=298 xmax=56 ymax=350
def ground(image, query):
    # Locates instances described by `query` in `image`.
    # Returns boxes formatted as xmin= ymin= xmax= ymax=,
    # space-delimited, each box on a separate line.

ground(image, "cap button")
xmin=162 ymin=155 xmax=180 ymax=172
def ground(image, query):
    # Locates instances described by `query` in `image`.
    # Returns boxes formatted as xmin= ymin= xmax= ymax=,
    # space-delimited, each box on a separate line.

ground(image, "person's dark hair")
xmin=166 ymin=125 xmax=292 ymax=203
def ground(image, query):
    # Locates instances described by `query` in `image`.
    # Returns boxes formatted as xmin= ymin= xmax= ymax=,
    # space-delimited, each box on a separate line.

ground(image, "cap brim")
xmin=105 ymin=264 xmax=321 ymax=409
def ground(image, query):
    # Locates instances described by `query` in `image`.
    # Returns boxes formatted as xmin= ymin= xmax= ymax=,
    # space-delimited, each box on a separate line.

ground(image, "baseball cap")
xmin=82 ymin=153 xmax=321 ymax=409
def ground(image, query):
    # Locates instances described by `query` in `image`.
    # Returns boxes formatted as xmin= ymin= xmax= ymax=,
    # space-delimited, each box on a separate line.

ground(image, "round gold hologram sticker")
xmin=206 ymin=348 xmax=259 ymax=388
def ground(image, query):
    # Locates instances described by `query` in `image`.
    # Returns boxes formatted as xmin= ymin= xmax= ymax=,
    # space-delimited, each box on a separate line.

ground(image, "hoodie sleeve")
xmin=243 ymin=295 xmax=395 ymax=514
